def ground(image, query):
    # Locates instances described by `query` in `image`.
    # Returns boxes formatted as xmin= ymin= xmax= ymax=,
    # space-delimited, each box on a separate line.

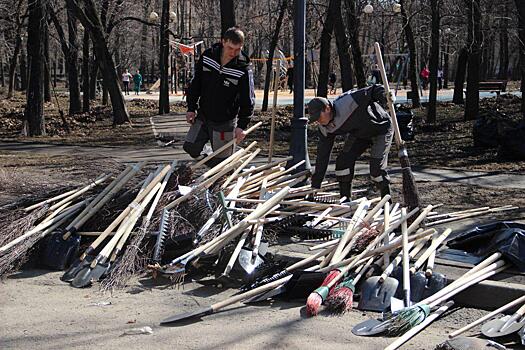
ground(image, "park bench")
xmin=465 ymin=80 xmax=507 ymax=98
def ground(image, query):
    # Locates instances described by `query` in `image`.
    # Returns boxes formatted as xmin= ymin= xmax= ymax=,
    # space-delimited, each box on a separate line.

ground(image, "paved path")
xmin=1 ymin=113 xmax=524 ymax=189
xmin=125 ymin=88 xmax=522 ymax=107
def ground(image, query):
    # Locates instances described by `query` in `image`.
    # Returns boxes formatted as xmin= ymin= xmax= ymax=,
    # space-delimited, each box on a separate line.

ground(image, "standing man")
xmin=133 ymin=70 xmax=143 ymax=95
xmin=184 ymin=27 xmax=255 ymax=167
xmin=122 ymin=69 xmax=133 ymax=95
xmin=308 ymin=84 xmax=395 ymax=201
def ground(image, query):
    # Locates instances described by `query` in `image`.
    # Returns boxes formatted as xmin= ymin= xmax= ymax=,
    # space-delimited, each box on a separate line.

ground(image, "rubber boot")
xmin=378 ymin=180 xmax=391 ymax=200
xmin=339 ymin=181 xmax=352 ymax=202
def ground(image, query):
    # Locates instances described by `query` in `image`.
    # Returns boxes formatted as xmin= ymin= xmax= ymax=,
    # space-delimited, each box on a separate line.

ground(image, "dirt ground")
xmin=1 ymin=90 xmax=524 ymax=349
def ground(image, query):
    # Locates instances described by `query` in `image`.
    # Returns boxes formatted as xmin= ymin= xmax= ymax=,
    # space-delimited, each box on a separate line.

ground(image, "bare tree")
xmin=427 ymin=0 xmax=440 ymax=123
xmin=23 ymin=0 xmax=46 ymax=136
xmin=464 ymin=0 xmax=481 ymax=121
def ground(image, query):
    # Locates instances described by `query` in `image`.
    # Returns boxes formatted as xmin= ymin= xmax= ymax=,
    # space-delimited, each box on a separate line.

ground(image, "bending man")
xmin=308 ymin=85 xmax=395 ymax=201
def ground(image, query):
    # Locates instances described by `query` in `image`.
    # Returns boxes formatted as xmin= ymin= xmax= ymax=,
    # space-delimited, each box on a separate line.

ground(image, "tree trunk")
xmin=67 ymin=5 xmax=82 ymax=114
xmin=443 ymin=39 xmax=450 ymax=88
xmin=426 ymin=0 xmax=440 ymax=123
xmin=345 ymin=0 xmax=366 ymax=88
xmin=7 ymin=35 xmax=22 ymax=98
xmin=67 ymin=0 xmax=129 ymax=125
xmin=24 ymin=0 xmax=46 ymax=136
xmin=20 ymin=46 xmax=27 ymax=91
xmin=464 ymin=0 xmax=481 ymax=121
xmin=139 ymin=1 xmax=150 ymax=76
xmin=498 ymin=21 xmax=509 ymax=80
xmin=333 ymin=0 xmax=353 ymax=92
xmin=44 ymin=21 xmax=52 ymax=102
xmin=0 ymin=53 xmax=4 ymax=87
xmin=89 ymin=56 xmax=97 ymax=100
xmin=316 ymin=0 xmax=336 ymax=98
xmin=516 ymin=0 xmax=525 ymax=115
xmin=262 ymin=0 xmax=287 ymax=111
xmin=159 ymin=0 xmax=170 ymax=114
xmin=453 ymin=47 xmax=468 ymax=104
xmin=82 ymin=30 xmax=90 ymax=112
xmin=220 ymin=0 xmax=235 ymax=36
xmin=400 ymin=0 xmax=421 ymax=107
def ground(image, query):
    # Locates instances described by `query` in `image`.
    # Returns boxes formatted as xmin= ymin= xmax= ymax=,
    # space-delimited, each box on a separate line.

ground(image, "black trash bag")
xmin=395 ymin=104 xmax=415 ymax=141
xmin=498 ymin=121 xmax=525 ymax=160
xmin=472 ymin=114 xmax=499 ymax=148
xmin=447 ymin=221 xmax=525 ymax=272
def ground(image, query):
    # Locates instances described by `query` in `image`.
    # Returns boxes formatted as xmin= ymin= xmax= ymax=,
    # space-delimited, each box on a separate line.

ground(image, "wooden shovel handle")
xmin=413 ymin=228 xmax=452 ymax=271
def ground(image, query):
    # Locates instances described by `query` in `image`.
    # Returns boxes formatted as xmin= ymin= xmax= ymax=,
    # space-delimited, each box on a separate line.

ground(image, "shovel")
xmin=482 ymin=303 xmax=525 ymax=338
xmin=45 ymin=164 xmax=144 ymax=270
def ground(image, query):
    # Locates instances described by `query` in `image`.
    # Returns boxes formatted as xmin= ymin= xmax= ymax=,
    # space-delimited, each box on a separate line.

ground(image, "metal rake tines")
xmin=265 ymin=214 xmax=312 ymax=234
xmin=152 ymin=208 xmax=171 ymax=263
xmin=287 ymin=226 xmax=342 ymax=241
xmin=310 ymin=194 xmax=341 ymax=204
xmin=239 ymin=269 xmax=291 ymax=292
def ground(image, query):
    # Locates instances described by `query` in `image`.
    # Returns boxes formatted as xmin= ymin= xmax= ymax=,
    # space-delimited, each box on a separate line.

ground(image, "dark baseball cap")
xmin=307 ymin=97 xmax=330 ymax=122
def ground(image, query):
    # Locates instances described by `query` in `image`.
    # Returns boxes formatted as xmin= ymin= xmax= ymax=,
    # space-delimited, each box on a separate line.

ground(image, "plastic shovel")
xmin=482 ymin=303 xmax=525 ymax=338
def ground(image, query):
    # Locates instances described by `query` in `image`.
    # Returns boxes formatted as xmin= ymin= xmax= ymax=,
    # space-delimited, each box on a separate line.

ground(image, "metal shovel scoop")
xmin=61 ymin=255 xmax=95 ymax=282
xmin=482 ymin=303 xmax=525 ymax=338
xmin=392 ymin=268 xmax=447 ymax=303
xmin=41 ymin=230 xmax=81 ymax=270
xmin=357 ymin=275 xmax=399 ymax=312
xmin=352 ymin=318 xmax=389 ymax=336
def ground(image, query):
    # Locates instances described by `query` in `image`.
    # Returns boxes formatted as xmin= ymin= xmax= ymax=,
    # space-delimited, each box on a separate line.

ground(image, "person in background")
xmin=287 ymin=63 xmax=294 ymax=93
xmin=437 ymin=67 xmax=444 ymax=90
xmin=122 ymin=69 xmax=133 ymax=95
xmin=133 ymin=70 xmax=143 ymax=95
xmin=329 ymin=72 xmax=337 ymax=95
xmin=420 ymin=65 xmax=430 ymax=90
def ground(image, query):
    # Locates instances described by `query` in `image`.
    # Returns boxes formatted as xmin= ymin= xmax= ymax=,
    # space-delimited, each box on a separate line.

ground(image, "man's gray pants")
xmin=183 ymin=118 xmax=235 ymax=167
xmin=335 ymin=128 xmax=394 ymax=192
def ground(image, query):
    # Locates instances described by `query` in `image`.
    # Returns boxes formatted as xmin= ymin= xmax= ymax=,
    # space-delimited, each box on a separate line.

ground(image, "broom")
xmin=379 ymin=258 xmax=508 ymax=336
xmin=374 ymin=42 xmax=420 ymax=211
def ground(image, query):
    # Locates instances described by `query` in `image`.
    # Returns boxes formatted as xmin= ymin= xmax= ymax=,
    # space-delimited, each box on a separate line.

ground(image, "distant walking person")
xmin=133 ymin=70 xmax=143 ymax=95
xmin=122 ymin=69 xmax=133 ymax=95
xmin=437 ymin=67 xmax=443 ymax=90
xmin=329 ymin=72 xmax=337 ymax=94
xmin=420 ymin=65 xmax=430 ymax=90
xmin=287 ymin=64 xmax=294 ymax=93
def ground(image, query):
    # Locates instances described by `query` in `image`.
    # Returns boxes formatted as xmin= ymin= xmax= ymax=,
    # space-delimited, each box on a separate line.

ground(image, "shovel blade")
xmin=61 ymin=255 xmax=94 ymax=282
xmin=41 ymin=231 xmax=80 ymax=270
xmin=352 ymin=318 xmax=388 ymax=336
xmin=357 ymin=276 xmax=399 ymax=312
xmin=237 ymin=248 xmax=263 ymax=274
xmin=482 ymin=315 xmax=525 ymax=338
xmin=160 ymin=306 xmax=214 ymax=324
xmin=422 ymin=272 xmax=447 ymax=300
xmin=71 ymin=265 xmax=95 ymax=288
xmin=89 ymin=262 xmax=110 ymax=281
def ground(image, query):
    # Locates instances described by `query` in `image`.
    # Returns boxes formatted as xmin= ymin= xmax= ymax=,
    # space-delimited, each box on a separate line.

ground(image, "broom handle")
xmin=374 ymin=42 xmax=403 ymax=147
xmin=330 ymin=201 xmax=370 ymax=264
xmin=427 ymin=206 xmax=490 ymax=220
xmin=63 ymin=163 xmax=145 ymax=239
xmin=383 ymin=201 xmax=391 ymax=267
xmin=221 ymin=149 xmax=260 ymax=189
xmin=320 ymin=208 xmax=427 ymax=286
xmin=449 ymin=295 xmax=525 ymax=338
xmin=410 ymin=228 xmax=452 ymax=273
xmin=420 ymin=259 xmax=507 ymax=306
xmin=385 ymin=301 xmax=454 ymax=350
xmin=92 ymin=172 xmax=161 ymax=265
xmin=48 ymin=173 xmax=111 ymax=212
xmin=380 ymin=231 xmax=429 ymax=282
xmin=428 ymin=263 xmax=508 ymax=309
xmin=191 ymin=121 xmax=262 ymax=170
xmin=199 ymin=141 xmax=257 ymax=181
xmin=401 ymin=208 xmax=411 ymax=307
xmin=25 ymin=188 xmax=78 ymax=212
xmin=81 ymin=164 xmax=171 ymax=259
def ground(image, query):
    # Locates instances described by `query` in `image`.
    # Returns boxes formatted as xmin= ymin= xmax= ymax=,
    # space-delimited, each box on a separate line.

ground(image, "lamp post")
xmin=287 ymin=0 xmax=311 ymax=173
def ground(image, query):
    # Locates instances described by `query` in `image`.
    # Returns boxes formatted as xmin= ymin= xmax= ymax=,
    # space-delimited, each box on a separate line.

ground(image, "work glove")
xmin=386 ymin=90 xmax=396 ymax=106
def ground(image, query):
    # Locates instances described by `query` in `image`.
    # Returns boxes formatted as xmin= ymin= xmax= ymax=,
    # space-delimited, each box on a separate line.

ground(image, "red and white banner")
xmin=171 ymin=41 xmax=204 ymax=56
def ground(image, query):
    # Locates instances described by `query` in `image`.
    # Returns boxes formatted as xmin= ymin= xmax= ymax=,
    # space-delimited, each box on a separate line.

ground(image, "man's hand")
xmin=386 ymin=90 xmax=396 ymax=105
xmin=186 ymin=111 xmax=196 ymax=124
xmin=234 ymin=127 xmax=246 ymax=142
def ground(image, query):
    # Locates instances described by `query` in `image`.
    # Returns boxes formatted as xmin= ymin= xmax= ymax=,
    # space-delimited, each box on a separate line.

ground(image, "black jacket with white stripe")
xmin=187 ymin=43 xmax=255 ymax=130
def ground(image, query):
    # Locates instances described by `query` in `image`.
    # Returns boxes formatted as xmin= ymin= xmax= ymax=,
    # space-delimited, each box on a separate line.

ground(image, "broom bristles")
xmin=325 ymin=287 xmax=354 ymax=314
xmin=384 ymin=305 xmax=429 ymax=336
xmin=399 ymin=153 xmax=420 ymax=211
xmin=306 ymin=292 xmax=323 ymax=316
xmin=305 ymin=269 xmax=342 ymax=316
